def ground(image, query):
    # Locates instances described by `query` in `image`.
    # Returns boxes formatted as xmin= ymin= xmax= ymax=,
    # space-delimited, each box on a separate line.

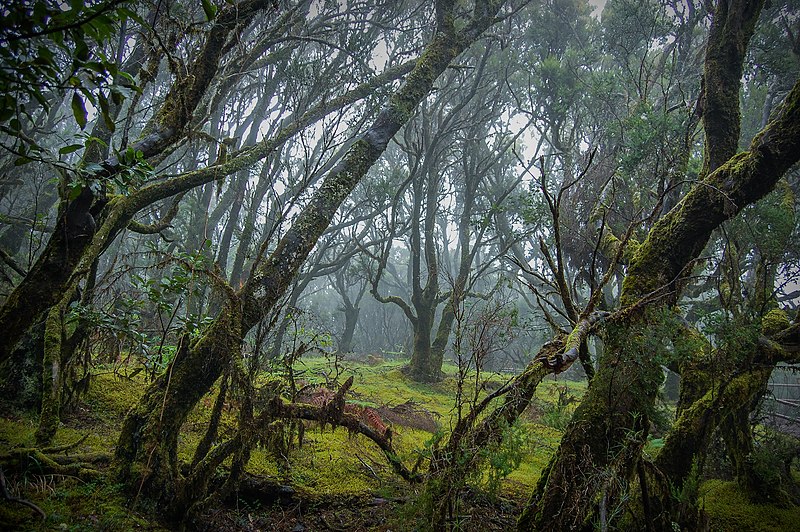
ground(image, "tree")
xmin=110 ymin=0 xmax=512 ymax=517
xmin=368 ymin=42 xmax=520 ymax=381
xmin=521 ymin=1 xmax=800 ymax=528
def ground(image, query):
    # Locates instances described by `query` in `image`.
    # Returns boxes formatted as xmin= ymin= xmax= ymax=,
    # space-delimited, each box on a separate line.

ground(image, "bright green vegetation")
xmin=700 ymin=480 xmax=800 ymax=532
xmin=269 ymin=357 xmax=580 ymax=497
xmin=1 ymin=357 xmax=798 ymax=529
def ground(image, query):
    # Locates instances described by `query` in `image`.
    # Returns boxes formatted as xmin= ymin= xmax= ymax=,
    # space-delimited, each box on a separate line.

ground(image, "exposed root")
xmin=0 ymin=434 xmax=107 ymax=480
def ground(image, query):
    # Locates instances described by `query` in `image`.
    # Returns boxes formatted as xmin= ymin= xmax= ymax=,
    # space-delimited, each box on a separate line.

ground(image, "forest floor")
xmin=1 ymin=355 xmax=799 ymax=531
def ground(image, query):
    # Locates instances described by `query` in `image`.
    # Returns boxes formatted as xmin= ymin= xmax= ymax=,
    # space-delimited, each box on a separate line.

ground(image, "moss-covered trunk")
xmin=113 ymin=307 xmax=242 ymax=508
xmin=519 ymin=316 xmax=664 ymax=531
xmin=719 ymin=375 xmax=769 ymax=492
xmin=632 ymin=316 xmax=794 ymax=529
xmin=34 ymin=302 xmax=68 ymax=445
xmin=521 ymin=71 xmax=800 ymax=529
xmin=112 ymin=2 xmax=507 ymax=512
xmin=0 ymin=222 xmax=92 ymax=364
xmin=426 ymin=338 xmax=564 ymax=531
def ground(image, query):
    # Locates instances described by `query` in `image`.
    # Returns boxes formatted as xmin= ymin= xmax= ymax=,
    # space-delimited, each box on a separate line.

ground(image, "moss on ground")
xmin=2 ymin=357 xmax=798 ymax=530
xmin=0 ymin=477 xmax=165 ymax=531
xmin=700 ymin=479 xmax=800 ymax=532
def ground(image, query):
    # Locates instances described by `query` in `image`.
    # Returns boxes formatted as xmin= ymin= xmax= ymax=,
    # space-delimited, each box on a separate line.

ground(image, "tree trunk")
xmin=338 ymin=303 xmax=359 ymax=355
xmin=406 ymin=298 xmax=440 ymax=382
xmin=521 ymin=73 xmax=800 ymax=529
xmin=114 ymin=306 xmax=243 ymax=510
xmin=112 ymin=4 xmax=506 ymax=512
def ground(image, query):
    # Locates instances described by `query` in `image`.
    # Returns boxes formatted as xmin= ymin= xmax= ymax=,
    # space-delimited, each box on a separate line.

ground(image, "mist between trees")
xmin=1 ymin=1 xmax=800 ymax=530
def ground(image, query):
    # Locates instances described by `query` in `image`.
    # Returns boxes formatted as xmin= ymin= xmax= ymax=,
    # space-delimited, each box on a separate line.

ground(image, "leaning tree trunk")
xmin=519 ymin=75 xmax=800 ymax=530
xmin=114 ymin=306 xmax=243 ymax=508
xmin=113 ymin=1 xmax=509 ymax=514
xmin=0 ymin=0 xmax=279 ymax=363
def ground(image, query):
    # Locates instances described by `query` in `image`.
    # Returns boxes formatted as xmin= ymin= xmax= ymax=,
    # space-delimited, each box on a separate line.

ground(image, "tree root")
xmin=0 ymin=434 xmax=108 ymax=480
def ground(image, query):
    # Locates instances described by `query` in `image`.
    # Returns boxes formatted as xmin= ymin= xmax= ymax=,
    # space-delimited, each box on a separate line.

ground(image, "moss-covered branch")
xmin=702 ymin=0 xmax=765 ymax=175
xmin=540 ymin=311 xmax=608 ymax=374
xmin=127 ymin=192 xmax=185 ymax=235
xmin=622 ymin=76 xmax=800 ymax=305
xmin=423 ymin=338 xmax=566 ymax=529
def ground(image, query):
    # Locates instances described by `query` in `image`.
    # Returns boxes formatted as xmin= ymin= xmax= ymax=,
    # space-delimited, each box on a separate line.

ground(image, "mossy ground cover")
xmin=700 ymin=479 xmax=800 ymax=532
xmin=0 ymin=372 xmax=163 ymax=531
xmin=1 ymin=357 xmax=798 ymax=530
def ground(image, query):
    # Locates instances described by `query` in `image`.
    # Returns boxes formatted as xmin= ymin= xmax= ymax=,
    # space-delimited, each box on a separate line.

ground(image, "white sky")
xmin=589 ymin=0 xmax=607 ymax=17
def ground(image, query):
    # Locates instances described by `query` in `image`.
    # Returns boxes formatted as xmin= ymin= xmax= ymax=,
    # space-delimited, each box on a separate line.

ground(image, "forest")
xmin=1 ymin=0 xmax=800 ymax=530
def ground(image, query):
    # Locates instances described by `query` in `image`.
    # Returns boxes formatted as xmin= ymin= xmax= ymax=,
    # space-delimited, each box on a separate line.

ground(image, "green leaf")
xmin=201 ymin=0 xmax=218 ymax=21
xmin=0 ymin=94 xmax=16 ymax=122
xmin=74 ymin=36 xmax=90 ymax=62
xmin=59 ymin=144 xmax=84 ymax=155
xmin=83 ymin=163 xmax=104 ymax=175
xmin=86 ymin=61 xmax=108 ymax=75
xmin=79 ymin=87 xmax=96 ymax=106
xmin=34 ymin=46 xmax=54 ymax=68
xmin=14 ymin=156 xmax=32 ymax=166
xmin=71 ymin=92 xmax=87 ymax=129
xmin=85 ymin=136 xmax=108 ymax=148
xmin=33 ymin=2 xmax=47 ymax=22
xmin=67 ymin=183 xmax=83 ymax=201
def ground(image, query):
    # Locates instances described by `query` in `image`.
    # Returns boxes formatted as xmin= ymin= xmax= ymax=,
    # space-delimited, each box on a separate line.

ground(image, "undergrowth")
xmin=1 ymin=357 xmax=798 ymax=530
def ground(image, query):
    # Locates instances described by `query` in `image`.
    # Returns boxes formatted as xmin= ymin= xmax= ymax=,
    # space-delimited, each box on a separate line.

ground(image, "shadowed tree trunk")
xmin=332 ymin=264 xmax=367 ymax=355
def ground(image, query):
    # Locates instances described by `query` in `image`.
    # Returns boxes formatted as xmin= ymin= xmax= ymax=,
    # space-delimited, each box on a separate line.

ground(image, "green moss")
xmin=0 ymin=477 xmax=167 ymax=531
xmin=0 ymin=357 xmax=578 ymax=528
xmin=700 ymin=480 xmax=800 ymax=532
xmin=762 ymin=309 xmax=790 ymax=336
xmin=84 ymin=371 xmax=147 ymax=418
